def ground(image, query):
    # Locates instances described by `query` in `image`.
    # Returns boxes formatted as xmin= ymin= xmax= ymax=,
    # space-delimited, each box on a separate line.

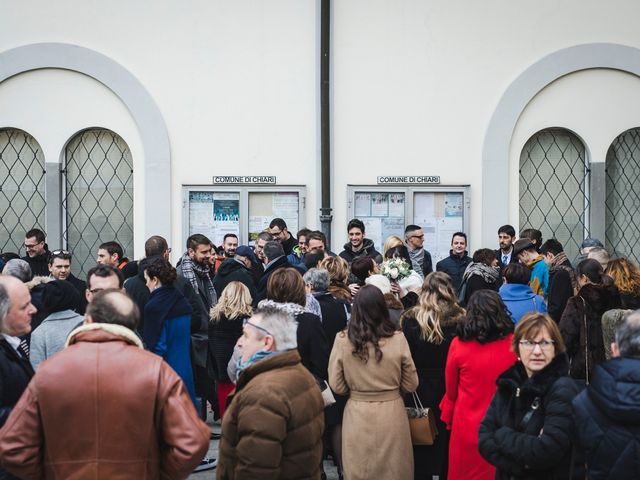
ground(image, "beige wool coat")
xmin=329 ymin=331 xmax=419 ymax=480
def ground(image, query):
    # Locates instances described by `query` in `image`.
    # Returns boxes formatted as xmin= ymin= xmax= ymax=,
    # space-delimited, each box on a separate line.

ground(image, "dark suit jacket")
xmin=255 ymin=256 xmax=292 ymax=306
xmin=0 ymin=338 xmax=34 ymax=427
xmin=495 ymin=248 xmax=519 ymax=270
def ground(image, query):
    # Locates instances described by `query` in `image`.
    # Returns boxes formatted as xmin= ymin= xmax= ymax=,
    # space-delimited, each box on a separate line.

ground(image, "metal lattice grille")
xmin=606 ymin=129 xmax=640 ymax=263
xmin=519 ymin=128 xmax=589 ymax=262
xmin=63 ymin=130 xmax=133 ymax=277
xmin=0 ymin=129 xmax=46 ymax=254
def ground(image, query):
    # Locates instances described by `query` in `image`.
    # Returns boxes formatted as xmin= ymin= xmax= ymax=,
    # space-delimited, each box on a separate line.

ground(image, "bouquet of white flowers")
xmin=380 ymin=257 xmax=412 ymax=282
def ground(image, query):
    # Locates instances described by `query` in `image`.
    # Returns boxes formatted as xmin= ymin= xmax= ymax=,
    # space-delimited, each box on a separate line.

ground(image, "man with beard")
xmin=495 ymin=224 xmax=518 ymax=271
xmin=338 ymin=219 xmax=382 ymax=265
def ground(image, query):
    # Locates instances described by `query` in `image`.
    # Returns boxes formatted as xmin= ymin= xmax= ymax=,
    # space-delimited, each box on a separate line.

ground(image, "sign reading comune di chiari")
xmin=377 ymin=176 xmax=440 ymax=184
xmin=213 ymin=176 xmax=276 ymax=184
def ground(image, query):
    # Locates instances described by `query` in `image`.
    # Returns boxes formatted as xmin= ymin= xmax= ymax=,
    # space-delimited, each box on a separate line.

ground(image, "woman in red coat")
xmin=440 ymin=289 xmax=517 ymax=480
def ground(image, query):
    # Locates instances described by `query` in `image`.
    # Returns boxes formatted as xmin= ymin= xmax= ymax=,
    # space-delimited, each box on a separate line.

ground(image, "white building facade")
xmin=2 ymin=0 xmax=640 ymax=275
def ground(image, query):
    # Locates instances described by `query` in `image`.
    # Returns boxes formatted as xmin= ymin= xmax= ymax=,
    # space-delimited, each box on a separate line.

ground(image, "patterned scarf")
xmin=548 ymin=251 xmax=577 ymax=292
xmin=180 ymin=252 xmax=217 ymax=305
xmin=462 ymin=262 xmax=500 ymax=284
xmin=257 ymin=299 xmax=306 ymax=317
xmin=408 ymin=247 xmax=425 ymax=276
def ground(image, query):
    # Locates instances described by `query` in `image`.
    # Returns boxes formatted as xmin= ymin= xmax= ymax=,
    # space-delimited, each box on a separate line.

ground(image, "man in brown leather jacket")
xmin=0 ymin=289 xmax=210 ymax=480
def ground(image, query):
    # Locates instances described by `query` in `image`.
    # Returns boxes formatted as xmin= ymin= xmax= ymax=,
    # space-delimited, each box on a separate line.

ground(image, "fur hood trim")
xmin=25 ymin=275 xmax=52 ymax=290
xmin=496 ymin=353 xmax=570 ymax=397
xmin=65 ymin=322 xmax=144 ymax=349
xmin=578 ymin=282 xmax=620 ymax=313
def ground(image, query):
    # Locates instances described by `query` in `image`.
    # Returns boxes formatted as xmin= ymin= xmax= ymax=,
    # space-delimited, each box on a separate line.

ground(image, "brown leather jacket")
xmin=0 ymin=323 xmax=210 ymax=480
xmin=217 ymin=349 xmax=325 ymax=480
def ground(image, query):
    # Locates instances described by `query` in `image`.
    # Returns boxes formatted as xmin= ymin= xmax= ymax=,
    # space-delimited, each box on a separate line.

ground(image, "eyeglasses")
xmin=24 ymin=241 xmax=43 ymax=248
xmin=51 ymin=249 xmax=71 ymax=257
xmin=243 ymin=318 xmax=273 ymax=337
xmin=519 ymin=339 xmax=555 ymax=351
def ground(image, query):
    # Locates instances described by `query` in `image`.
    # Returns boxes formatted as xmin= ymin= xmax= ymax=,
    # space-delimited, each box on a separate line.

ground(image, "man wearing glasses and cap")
xmin=48 ymin=250 xmax=87 ymax=314
xmin=21 ymin=229 xmax=51 ymax=277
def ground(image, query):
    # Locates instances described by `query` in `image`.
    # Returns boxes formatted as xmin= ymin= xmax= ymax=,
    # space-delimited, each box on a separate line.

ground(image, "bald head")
xmin=0 ymin=274 xmax=37 ymax=336
xmin=85 ymin=289 xmax=139 ymax=331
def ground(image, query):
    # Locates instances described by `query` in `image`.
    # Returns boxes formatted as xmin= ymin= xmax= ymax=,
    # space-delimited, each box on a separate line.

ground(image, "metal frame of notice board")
xmin=346 ymin=185 xmax=471 ymax=264
xmin=182 ymin=185 xmax=307 ymax=247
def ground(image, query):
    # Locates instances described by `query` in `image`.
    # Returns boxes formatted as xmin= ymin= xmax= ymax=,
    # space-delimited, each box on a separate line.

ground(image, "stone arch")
xmin=482 ymin=43 xmax=640 ymax=246
xmin=0 ymin=42 xmax=170 ymax=238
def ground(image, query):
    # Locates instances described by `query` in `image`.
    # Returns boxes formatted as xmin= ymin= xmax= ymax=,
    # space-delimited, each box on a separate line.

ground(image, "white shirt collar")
xmin=2 ymin=333 xmax=21 ymax=351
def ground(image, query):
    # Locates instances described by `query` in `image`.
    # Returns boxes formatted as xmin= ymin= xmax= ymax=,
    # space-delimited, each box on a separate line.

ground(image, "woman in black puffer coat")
xmin=479 ymin=313 xmax=583 ymax=480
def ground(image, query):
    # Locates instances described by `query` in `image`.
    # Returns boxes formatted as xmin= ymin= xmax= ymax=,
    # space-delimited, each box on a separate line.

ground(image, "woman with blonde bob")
xmin=479 ymin=313 xmax=583 ymax=479
xmin=321 ymin=256 xmax=352 ymax=302
xmin=400 ymin=272 xmax=465 ymax=479
xmin=208 ymin=281 xmax=252 ymax=418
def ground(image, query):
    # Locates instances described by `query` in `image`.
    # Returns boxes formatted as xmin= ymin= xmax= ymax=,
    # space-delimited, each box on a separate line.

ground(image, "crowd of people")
xmin=0 ymin=220 xmax=639 ymax=479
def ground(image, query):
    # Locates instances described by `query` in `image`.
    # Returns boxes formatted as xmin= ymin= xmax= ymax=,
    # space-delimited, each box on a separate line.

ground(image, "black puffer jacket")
xmin=338 ymin=238 xmax=382 ymax=265
xmin=479 ymin=354 xmax=583 ymax=480
xmin=213 ymin=258 xmax=257 ymax=301
xmin=559 ymin=283 xmax=621 ymax=381
xmin=573 ymin=357 xmax=640 ymax=479
xmin=435 ymin=250 xmax=472 ymax=293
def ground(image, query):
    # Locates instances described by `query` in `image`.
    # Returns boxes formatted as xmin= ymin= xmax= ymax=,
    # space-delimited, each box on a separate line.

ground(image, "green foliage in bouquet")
xmin=380 ymin=257 xmax=411 ymax=282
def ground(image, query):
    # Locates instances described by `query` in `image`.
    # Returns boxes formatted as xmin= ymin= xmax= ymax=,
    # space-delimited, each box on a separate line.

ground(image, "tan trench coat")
xmin=329 ymin=331 xmax=418 ymax=480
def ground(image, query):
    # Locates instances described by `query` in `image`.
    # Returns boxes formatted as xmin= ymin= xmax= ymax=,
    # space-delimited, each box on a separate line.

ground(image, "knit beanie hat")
xmin=43 ymin=280 xmax=81 ymax=314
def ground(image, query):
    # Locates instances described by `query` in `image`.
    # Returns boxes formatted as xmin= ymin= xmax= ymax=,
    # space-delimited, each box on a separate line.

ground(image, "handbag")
xmin=406 ymin=392 xmax=438 ymax=445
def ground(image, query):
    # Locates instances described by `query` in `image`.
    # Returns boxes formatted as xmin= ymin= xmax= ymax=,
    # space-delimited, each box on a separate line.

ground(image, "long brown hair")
xmin=607 ymin=257 xmax=640 ymax=296
xmin=348 ymin=285 xmax=397 ymax=363
xmin=402 ymin=272 xmax=465 ymax=343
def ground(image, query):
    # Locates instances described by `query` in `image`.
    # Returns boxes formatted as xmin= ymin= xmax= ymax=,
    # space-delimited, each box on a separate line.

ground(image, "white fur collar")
xmin=65 ymin=322 xmax=143 ymax=348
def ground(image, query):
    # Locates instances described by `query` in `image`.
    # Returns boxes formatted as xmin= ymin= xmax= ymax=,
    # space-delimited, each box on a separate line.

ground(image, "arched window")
xmin=519 ymin=128 xmax=589 ymax=261
xmin=0 ymin=129 xmax=46 ymax=255
xmin=606 ymin=128 xmax=640 ymax=263
xmin=63 ymin=129 xmax=133 ymax=277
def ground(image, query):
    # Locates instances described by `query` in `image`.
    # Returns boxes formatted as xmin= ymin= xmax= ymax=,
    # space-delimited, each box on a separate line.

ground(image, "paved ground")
xmin=189 ymin=414 xmax=339 ymax=479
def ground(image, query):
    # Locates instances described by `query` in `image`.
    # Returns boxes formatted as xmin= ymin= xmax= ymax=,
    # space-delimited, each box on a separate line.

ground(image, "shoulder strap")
xmin=518 ymin=396 xmax=541 ymax=431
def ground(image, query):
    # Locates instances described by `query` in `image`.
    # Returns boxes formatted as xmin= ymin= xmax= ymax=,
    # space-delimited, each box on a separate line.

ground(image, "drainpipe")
xmin=319 ymin=0 xmax=333 ymax=245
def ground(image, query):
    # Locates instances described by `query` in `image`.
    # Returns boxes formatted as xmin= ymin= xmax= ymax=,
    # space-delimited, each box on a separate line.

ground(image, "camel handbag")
xmin=406 ymin=392 xmax=438 ymax=445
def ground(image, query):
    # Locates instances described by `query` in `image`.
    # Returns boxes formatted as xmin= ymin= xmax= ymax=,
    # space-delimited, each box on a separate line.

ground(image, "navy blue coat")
xmin=435 ymin=250 xmax=472 ymax=294
xmin=573 ymin=357 xmax=640 ymax=479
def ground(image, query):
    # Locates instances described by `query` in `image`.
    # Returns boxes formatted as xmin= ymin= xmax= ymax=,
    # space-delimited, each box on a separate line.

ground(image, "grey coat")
xmin=30 ymin=310 xmax=84 ymax=369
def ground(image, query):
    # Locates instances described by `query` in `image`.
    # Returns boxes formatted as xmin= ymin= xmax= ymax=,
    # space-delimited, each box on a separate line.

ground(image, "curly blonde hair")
xmin=210 ymin=281 xmax=252 ymax=322
xmin=401 ymin=272 xmax=465 ymax=343
xmin=607 ymin=257 xmax=640 ymax=297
